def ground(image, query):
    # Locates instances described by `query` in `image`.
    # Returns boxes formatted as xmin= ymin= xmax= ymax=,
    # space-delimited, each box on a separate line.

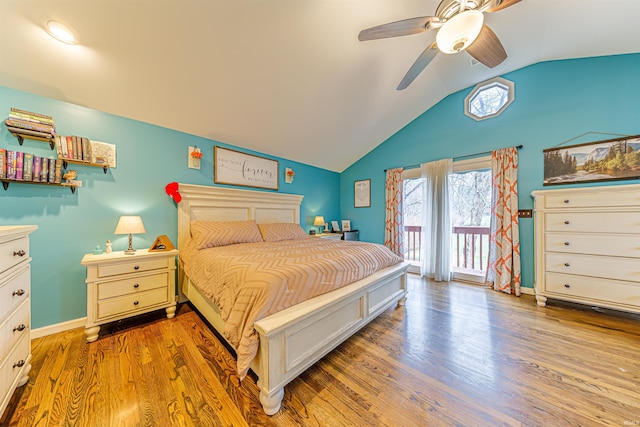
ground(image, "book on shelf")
xmin=23 ymin=153 xmax=33 ymax=181
xmin=5 ymin=118 xmax=55 ymax=134
xmin=6 ymin=151 xmax=15 ymax=180
xmin=32 ymin=156 xmax=42 ymax=182
xmin=81 ymin=137 xmax=91 ymax=162
xmin=48 ymin=158 xmax=56 ymax=183
xmin=0 ymin=148 xmax=6 ymax=179
xmin=54 ymin=159 xmax=63 ymax=183
xmin=15 ymin=152 xmax=24 ymax=181
xmin=6 ymin=126 xmax=53 ymax=140
xmin=40 ymin=156 xmax=49 ymax=182
xmin=10 ymin=108 xmax=55 ymax=125
xmin=66 ymin=136 xmax=74 ymax=160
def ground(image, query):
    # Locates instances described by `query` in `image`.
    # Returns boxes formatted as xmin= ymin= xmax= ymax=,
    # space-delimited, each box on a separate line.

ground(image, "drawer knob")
xmin=564 ymin=283 xmax=571 ymax=288
xmin=564 ymin=220 xmax=570 ymax=225
xmin=13 ymin=249 xmax=26 ymax=257
xmin=134 ymin=265 xmax=140 ymax=270
xmin=13 ymin=360 xmax=25 ymax=369
xmin=133 ymin=283 xmax=140 ymax=288
xmin=12 ymin=289 xmax=26 ymax=297
xmin=564 ymin=242 xmax=570 ymax=246
xmin=564 ymin=263 xmax=570 ymax=267
xmin=13 ymin=324 xmax=26 ymax=332
xmin=563 ymin=199 xmax=570 ymax=204
xmin=133 ymin=300 xmax=139 ymax=306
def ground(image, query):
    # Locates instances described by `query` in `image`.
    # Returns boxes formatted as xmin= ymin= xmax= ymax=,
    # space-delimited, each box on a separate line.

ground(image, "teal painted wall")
xmin=0 ymin=86 xmax=340 ymax=329
xmin=341 ymin=53 xmax=640 ymax=289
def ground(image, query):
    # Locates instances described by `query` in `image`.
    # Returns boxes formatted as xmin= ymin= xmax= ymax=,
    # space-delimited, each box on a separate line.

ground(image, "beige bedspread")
xmin=180 ymin=237 xmax=403 ymax=378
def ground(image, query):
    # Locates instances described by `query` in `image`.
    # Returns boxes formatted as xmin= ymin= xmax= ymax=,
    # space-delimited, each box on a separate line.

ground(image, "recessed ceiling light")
xmin=45 ymin=20 xmax=79 ymax=44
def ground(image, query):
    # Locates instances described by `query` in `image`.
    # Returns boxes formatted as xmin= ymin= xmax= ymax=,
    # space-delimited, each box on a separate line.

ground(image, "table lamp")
xmin=313 ymin=215 xmax=325 ymax=235
xmin=114 ymin=215 xmax=146 ymax=255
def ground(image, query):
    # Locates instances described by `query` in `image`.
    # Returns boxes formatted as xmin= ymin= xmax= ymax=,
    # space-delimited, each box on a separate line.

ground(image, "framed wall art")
xmin=354 ymin=179 xmax=370 ymax=208
xmin=214 ymin=146 xmax=278 ymax=190
xmin=543 ymin=134 xmax=640 ymax=185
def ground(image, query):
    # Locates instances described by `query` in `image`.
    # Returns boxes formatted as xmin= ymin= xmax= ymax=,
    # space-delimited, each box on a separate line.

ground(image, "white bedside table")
xmin=81 ymin=248 xmax=178 ymax=343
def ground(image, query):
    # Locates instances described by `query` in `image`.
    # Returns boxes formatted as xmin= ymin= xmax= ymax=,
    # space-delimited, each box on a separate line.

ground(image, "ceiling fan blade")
xmin=397 ymin=42 xmax=439 ymax=90
xmin=466 ymin=25 xmax=507 ymax=68
xmin=486 ymin=0 xmax=521 ymax=13
xmin=358 ymin=17 xmax=436 ymax=41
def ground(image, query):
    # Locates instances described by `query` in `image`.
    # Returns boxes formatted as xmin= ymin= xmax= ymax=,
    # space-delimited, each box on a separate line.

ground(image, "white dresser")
xmin=0 ymin=225 xmax=37 ymax=418
xmin=81 ymin=249 xmax=178 ymax=342
xmin=532 ymin=184 xmax=640 ymax=313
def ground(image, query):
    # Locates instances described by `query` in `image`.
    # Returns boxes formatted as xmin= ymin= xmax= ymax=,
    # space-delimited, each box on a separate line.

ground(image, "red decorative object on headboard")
xmin=165 ymin=182 xmax=182 ymax=203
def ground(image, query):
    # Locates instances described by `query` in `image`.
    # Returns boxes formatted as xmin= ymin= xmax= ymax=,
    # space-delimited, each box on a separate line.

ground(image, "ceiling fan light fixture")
xmin=45 ymin=20 xmax=79 ymax=44
xmin=436 ymin=10 xmax=484 ymax=54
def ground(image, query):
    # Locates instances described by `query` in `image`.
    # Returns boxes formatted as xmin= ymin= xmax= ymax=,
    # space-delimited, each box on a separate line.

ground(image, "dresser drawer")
xmin=97 ymin=257 xmax=168 ymax=278
xmin=544 ymin=233 xmax=640 ymax=258
xmin=97 ymin=287 xmax=170 ymax=320
xmin=97 ymin=272 xmax=169 ymax=300
xmin=0 ymin=300 xmax=29 ymax=365
xmin=545 ymin=272 xmax=640 ymax=307
xmin=543 ymin=191 xmax=640 ymax=209
xmin=0 ymin=236 xmax=29 ymax=275
xmin=544 ymin=212 xmax=640 ymax=234
xmin=545 ymin=253 xmax=640 ymax=283
xmin=0 ymin=334 xmax=30 ymax=404
xmin=0 ymin=266 xmax=30 ymax=324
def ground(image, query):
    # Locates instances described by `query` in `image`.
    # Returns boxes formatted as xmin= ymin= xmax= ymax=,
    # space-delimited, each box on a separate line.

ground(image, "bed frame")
xmin=176 ymin=183 xmax=410 ymax=415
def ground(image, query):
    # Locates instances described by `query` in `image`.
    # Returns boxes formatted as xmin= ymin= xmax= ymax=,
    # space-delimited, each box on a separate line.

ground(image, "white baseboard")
xmin=521 ymin=286 xmax=535 ymax=296
xmin=31 ymin=317 xmax=87 ymax=339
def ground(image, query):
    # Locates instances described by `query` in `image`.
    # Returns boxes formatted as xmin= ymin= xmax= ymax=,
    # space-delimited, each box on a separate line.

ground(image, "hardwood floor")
xmin=3 ymin=275 xmax=640 ymax=426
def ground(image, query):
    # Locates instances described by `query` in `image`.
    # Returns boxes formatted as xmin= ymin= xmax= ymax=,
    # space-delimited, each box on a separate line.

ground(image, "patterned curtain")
xmin=487 ymin=147 xmax=521 ymax=295
xmin=384 ymin=168 xmax=404 ymax=258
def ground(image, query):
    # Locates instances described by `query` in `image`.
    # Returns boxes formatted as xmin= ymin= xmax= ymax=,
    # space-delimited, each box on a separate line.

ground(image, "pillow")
xmin=190 ymin=220 xmax=263 ymax=249
xmin=258 ymin=223 xmax=309 ymax=242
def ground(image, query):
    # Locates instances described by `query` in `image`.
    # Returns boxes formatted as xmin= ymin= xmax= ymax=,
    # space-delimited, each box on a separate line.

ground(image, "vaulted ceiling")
xmin=2 ymin=1 xmax=640 ymax=172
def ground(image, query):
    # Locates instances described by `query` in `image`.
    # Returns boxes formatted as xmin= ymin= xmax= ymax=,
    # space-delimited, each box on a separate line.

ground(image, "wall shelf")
xmin=61 ymin=158 xmax=109 ymax=174
xmin=1 ymin=179 xmax=77 ymax=194
xmin=9 ymin=131 xmax=55 ymax=150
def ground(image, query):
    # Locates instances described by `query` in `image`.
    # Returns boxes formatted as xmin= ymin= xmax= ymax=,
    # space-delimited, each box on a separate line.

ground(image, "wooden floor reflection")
xmin=3 ymin=275 xmax=640 ymax=426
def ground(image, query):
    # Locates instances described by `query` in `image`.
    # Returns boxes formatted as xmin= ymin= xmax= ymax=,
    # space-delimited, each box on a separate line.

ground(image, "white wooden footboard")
xmin=253 ymin=261 xmax=410 ymax=415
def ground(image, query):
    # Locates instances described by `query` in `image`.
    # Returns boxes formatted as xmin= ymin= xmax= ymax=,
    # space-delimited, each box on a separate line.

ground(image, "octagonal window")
xmin=464 ymin=77 xmax=514 ymax=121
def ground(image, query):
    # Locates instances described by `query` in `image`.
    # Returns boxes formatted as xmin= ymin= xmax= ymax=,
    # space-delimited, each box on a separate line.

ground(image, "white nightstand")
xmin=81 ymin=248 xmax=178 ymax=343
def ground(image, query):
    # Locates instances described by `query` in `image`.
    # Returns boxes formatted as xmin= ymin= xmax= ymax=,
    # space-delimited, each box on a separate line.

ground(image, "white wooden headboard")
xmin=176 ymin=183 xmax=304 ymax=250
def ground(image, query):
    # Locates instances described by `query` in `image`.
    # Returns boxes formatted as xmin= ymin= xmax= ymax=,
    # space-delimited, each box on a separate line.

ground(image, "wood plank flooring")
xmin=3 ymin=275 xmax=640 ymax=426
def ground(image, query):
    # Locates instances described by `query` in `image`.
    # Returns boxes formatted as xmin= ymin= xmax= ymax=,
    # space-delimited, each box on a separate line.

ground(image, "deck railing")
xmin=403 ymin=225 xmax=490 ymax=273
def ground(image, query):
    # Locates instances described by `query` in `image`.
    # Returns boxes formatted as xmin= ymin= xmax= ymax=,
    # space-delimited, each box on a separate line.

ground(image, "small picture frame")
xmin=331 ymin=220 xmax=340 ymax=232
xmin=354 ymin=179 xmax=371 ymax=208
xmin=341 ymin=220 xmax=351 ymax=231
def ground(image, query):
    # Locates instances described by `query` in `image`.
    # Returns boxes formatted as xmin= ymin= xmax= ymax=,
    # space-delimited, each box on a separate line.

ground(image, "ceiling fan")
xmin=358 ymin=0 xmax=521 ymax=90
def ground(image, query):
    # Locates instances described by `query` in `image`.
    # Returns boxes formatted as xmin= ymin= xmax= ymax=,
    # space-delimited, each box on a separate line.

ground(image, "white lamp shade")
xmin=313 ymin=216 xmax=325 ymax=226
xmin=114 ymin=215 xmax=146 ymax=235
xmin=436 ymin=10 xmax=484 ymax=54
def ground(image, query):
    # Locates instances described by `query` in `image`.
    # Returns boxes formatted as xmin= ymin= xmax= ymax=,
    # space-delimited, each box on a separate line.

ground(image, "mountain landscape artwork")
xmin=543 ymin=135 xmax=640 ymax=185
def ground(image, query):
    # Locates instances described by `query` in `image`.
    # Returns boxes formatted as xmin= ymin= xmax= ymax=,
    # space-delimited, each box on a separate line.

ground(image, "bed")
xmin=176 ymin=183 xmax=410 ymax=415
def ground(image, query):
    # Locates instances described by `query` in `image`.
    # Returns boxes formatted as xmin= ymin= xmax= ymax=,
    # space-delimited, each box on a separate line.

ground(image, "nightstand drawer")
xmin=97 ymin=258 xmax=168 ymax=278
xmin=0 ymin=334 xmax=29 ymax=403
xmin=97 ymin=272 xmax=169 ymax=300
xmin=97 ymin=287 xmax=170 ymax=319
xmin=0 ymin=236 xmax=29 ymax=275
xmin=0 ymin=266 xmax=30 ymax=324
xmin=0 ymin=299 xmax=29 ymax=365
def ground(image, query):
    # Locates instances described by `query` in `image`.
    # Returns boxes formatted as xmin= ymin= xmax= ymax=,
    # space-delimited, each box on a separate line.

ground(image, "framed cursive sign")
xmin=214 ymin=146 xmax=279 ymax=190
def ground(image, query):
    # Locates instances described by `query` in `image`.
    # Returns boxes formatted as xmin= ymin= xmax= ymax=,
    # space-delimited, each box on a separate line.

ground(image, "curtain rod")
xmin=384 ymin=145 xmax=523 ymax=172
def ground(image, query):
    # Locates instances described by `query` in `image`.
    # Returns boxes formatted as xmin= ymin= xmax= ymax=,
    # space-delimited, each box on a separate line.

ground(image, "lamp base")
xmin=124 ymin=249 xmax=136 ymax=255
